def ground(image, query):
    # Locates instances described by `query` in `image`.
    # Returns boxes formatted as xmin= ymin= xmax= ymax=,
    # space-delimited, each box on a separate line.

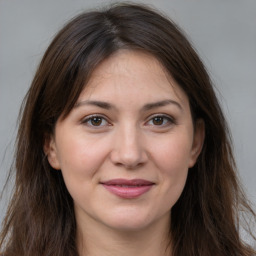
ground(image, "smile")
xmin=100 ymin=179 xmax=155 ymax=199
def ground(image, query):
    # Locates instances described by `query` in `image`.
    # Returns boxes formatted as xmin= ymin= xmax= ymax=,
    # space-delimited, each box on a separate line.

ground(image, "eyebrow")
xmin=75 ymin=99 xmax=182 ymax=111
xmin=142 ymin=99 xmax=183 ymax=111
xmin=75 ymin=100 xmax=114 ymax=110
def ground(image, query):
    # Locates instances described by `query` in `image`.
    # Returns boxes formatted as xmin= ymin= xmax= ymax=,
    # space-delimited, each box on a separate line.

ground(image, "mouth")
xmin=100 ymin=179 xmax=155 ymax=199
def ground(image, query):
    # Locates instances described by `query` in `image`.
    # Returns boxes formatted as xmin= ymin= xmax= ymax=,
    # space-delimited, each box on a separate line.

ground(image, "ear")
xmin=43 ymin=134 xmax=61 ymax=170
xmin=189 ymin=119 xmax=205 ymax=168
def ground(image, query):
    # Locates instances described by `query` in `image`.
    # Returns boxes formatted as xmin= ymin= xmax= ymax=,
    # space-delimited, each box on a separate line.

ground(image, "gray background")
xmin=0 ymin=0 xmax=255 ymax=236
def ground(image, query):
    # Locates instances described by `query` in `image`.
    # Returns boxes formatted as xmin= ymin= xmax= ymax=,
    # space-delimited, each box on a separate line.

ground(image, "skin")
xmin=45 ymin=50 xmax=204 ymax=256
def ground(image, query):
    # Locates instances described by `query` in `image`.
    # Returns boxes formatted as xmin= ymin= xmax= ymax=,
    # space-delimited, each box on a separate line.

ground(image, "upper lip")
xmin=100 ymin=179 xmax=155 ymax=186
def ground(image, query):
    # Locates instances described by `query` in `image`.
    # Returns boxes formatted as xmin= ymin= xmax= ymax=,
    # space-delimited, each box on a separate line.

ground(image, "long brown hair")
xmin=1 ymin=3 xmax=255 ymax=256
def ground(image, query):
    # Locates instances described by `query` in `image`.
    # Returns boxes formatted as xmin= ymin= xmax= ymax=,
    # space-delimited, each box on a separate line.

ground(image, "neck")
xmin=76 ymin=214 xmax=172 ymax=256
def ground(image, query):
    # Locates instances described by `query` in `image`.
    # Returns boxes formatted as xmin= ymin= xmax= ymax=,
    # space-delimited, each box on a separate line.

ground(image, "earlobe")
xmin=189 ymin=119 xmax=205 ymax=168
xmin=43 ymin=134 xmax=61 ymax=170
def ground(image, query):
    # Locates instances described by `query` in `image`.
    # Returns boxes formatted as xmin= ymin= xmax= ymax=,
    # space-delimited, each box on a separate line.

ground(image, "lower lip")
xmin=102 ymin=184 xmax=153 ymax=199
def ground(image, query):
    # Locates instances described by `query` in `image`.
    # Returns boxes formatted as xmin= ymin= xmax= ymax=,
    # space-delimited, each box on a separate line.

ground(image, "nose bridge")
xmin=111 ymin=121 xmax=147 ymax=168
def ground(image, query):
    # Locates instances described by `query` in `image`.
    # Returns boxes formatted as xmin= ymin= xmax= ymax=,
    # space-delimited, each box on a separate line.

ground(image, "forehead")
xmin=78 ymin=50 xmax=188 ymax=106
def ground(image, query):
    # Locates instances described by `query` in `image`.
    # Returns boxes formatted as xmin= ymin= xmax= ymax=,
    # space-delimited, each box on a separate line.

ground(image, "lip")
xmin=100 ymin=179 xmax=155 ymax=199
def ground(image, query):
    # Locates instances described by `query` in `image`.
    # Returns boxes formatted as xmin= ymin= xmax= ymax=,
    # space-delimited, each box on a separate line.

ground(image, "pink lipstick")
xmin=101 ymin=179 xmax=154 ymax=199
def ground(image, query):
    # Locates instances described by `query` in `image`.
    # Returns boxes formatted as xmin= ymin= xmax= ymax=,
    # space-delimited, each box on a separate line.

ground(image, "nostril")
xmin=112 ymin=156 xmax=147 ymax=170
xmin=109 ymin=132 xmax=148 ymax=168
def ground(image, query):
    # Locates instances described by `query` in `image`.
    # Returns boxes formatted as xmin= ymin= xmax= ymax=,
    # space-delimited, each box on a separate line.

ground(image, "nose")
xmin=110 ymin=125 xmax=148 ymax=169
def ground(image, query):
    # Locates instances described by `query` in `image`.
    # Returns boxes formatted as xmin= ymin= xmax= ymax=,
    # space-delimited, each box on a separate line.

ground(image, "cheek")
xmin=153 ymin=132 xmax=193 ymax=171
xmin=55 ymin=135 xmax=111 ymax=203
xmin=56 ymin=135 xmax=111 ymax=201
xmin=57 ymin=134 xmax=110 ymax=175
xmin=152 ymin=133 xmax=192 ymax=204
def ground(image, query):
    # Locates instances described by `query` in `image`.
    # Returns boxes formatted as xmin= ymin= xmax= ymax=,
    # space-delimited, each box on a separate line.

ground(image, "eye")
xmin=81 ymin=115 xmax=110 ymax=127
xmin=146 ymin=115 xmax=175 ymax=127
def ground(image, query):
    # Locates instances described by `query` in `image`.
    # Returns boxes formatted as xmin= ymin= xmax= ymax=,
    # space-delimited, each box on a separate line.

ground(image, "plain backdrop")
xmin=0 ymin=0 xmax=255 ymax=233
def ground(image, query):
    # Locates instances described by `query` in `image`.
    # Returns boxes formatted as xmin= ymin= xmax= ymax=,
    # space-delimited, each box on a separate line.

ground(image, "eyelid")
xmin=81 ymin=114 xmax=112 ymax=127
xmin=145 ymin=114 xmax=176 ymax=126
xmin=80 ymin=113 xmax=176 ymax=129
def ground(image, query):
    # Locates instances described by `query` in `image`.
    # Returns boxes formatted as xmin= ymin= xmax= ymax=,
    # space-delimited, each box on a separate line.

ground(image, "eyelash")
xmin=145 ymin=114 xmax=176 ymax=127
xmin=81 ymin=114 xmax=111 ymax=128
xmin=81 ymin=114 xmax=176 ymax=128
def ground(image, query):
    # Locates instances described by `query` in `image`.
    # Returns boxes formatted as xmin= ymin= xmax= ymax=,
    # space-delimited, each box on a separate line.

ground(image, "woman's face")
xmin=46 ymin=50 xmax=204 ymax=233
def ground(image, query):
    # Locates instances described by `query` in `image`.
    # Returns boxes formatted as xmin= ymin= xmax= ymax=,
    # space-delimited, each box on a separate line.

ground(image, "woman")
xmin=0 ymin=3 xmax=255 ymax=256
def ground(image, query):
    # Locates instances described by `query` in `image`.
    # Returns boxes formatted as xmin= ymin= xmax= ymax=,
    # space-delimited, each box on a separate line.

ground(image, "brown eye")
xmin=90 ymin=117 xmax=103 ymax=126
xmin=146 ymin=115 xmax=174 ymax=127
xmin=152 ymin=116 xmax=164 ymax=125
xmin=82 ymin=115 xmax=109 ymax=127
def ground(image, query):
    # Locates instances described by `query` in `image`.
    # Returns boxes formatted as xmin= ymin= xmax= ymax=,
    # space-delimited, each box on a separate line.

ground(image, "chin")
xmin=101 ymin=207 xmax=167 ymax=233
xmin=106 ymin=219 xmax=153 ymax=232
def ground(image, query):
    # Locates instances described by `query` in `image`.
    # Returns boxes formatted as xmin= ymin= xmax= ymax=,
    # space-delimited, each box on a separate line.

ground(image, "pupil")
xmin=153 ymin=117 xmax=163 ymax=125
xmin=91 ymin=117 xmax=102 ymax=126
